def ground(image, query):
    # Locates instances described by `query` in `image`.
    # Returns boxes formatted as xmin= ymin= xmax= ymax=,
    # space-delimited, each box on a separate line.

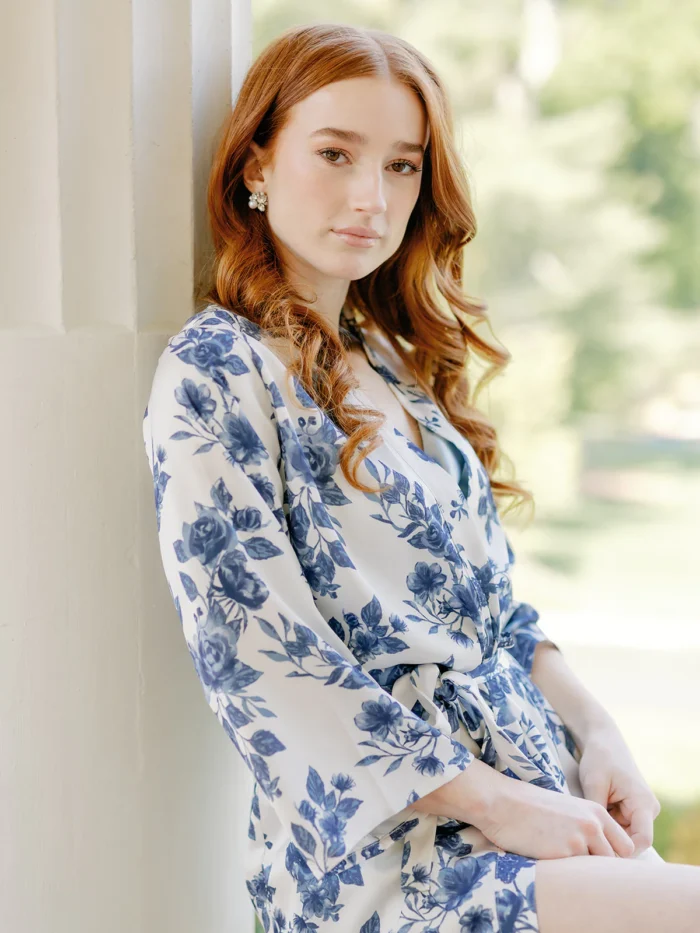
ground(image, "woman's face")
xmin=246 ymin=76 xmax=429 ymax=299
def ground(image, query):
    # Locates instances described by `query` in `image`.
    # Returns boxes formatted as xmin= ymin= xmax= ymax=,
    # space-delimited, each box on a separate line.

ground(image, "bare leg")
xmin=535 ymin=848 xmax=700 ymax=933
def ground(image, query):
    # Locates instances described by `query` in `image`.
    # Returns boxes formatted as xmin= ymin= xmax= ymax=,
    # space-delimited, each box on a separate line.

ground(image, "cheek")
xmin=286 ymin=152 xmax=319 ymax=190
xmin=273 ymin=156 xmax=338 ymax=222
xmin=394 ymin=181 xmax=421 ymax=219
xmin=383 ymin=184 xmax=420 ymax=241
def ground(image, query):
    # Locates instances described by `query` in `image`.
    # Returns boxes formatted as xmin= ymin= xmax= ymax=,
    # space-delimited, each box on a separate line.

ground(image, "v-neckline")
xmin=210 ymin=302 xmax=475 ymax=501
xmin=338 ymin=305 xmax=474 ymax=494
xmin=339 ymin=305 xmax=440 ymax=431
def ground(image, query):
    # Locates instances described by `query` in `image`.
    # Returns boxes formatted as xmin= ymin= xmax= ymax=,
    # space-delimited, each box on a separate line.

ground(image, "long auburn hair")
xmin=198 ymin=22 xmax=532 ymax=517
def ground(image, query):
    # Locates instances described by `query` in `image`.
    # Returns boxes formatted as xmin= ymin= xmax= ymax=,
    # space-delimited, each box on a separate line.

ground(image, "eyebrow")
xmin=309 ymin=126 xmax=425 ymax=156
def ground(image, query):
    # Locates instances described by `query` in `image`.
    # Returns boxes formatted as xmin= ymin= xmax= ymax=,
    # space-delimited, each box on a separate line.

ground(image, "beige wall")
xmin=0 ymin=1 xmax=256 ymax=930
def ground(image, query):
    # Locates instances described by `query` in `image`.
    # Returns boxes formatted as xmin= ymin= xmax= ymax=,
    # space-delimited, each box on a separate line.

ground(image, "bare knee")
xmin=534 ymin=852 xmax=700 ymax=933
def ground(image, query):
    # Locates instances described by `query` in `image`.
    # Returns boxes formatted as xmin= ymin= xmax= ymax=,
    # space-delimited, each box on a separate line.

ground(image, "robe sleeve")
xmin=501 ymin=600 xmax=561 ymax=675
xmin=142 ymin=334 xmax=475 ymax=881
xmin=500 ymin=531 xmax=561 ymax=675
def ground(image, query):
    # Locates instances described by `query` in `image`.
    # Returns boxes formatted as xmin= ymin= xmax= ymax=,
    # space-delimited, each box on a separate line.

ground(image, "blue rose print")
xmin=143 ymin=304 xmax=616 ymax=933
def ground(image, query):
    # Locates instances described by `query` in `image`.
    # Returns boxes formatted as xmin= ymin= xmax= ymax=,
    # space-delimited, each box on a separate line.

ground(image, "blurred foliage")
xmin=542 ymin=0 xmax=700 ymax=313
xmin=254 ymin=0 xmax=699 ymax=448
xmin=653 ymin=795 xmax=700 ymax=864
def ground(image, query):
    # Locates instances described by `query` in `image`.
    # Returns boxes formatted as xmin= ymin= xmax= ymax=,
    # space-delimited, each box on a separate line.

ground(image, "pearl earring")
xmin=248 ymin=190 xmax=268 ymax=212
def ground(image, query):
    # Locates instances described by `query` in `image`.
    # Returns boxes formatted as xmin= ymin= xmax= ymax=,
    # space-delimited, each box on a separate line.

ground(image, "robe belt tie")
xmin=390 ymin=644 xmax=513 ymax=740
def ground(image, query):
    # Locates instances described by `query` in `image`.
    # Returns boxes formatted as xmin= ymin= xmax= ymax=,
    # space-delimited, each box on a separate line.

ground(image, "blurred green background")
xmin=250 ymin=0 xmax=700 ymax=881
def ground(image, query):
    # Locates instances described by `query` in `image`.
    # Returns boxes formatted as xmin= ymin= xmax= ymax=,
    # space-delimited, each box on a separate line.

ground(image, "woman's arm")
xmin=409 ymin=755 xmax=507 ymax=823
xmin=530 ymin=641 xmax=616 ymax=750
xmin=411 ymin=643 xmax=618 ymax=823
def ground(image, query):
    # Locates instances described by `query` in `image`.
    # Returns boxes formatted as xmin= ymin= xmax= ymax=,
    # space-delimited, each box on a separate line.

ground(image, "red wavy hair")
xmin=197 ymin=22 xmax=532 ymax=516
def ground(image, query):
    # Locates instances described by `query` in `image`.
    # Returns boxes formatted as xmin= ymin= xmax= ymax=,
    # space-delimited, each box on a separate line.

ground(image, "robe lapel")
xmin=340 ymin=305 xmax=482 ymax=503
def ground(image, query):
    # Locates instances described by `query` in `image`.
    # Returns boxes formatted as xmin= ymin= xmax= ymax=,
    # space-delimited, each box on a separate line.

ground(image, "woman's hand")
xmin=414 ymin=758 xmax=637 ymax=861
xmin=576 ymin=721 xmax=662 ymax=856
xmin=472 ymin=765 xmax=638 ymax=860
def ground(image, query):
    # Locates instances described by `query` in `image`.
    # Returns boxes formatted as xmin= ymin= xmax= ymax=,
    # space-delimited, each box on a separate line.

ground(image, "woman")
xmin=142 ymin=23 xmax=700 ymax=933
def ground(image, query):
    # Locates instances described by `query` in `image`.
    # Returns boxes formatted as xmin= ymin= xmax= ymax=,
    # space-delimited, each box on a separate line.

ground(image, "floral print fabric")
xmin=142 ymin=303 xmax=601 ymax=932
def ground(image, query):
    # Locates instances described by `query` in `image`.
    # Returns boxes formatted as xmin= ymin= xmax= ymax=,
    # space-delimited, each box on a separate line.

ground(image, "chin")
xmin=326 ymin=255 xmax=384 ymax=280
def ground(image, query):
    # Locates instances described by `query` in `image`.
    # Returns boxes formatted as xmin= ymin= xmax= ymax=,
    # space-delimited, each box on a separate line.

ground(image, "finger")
xmin=608 ymin=807 xmax=631 ymax=829
xmin=608 ymin=812 xmax=632 ymax=835
xmin=581 ymin=780 xmax=609 ymax=810
xmin=627 ymin=806 xmax=654 ymax=854
xmin=587 ymin=829 xmax=616 ymax=858
xmin=603 ymin=813 xmax=636 ymax=857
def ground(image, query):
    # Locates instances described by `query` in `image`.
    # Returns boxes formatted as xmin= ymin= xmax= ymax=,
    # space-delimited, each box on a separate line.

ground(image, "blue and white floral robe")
xmin=142 ymin=304 xmax=655 ymax=933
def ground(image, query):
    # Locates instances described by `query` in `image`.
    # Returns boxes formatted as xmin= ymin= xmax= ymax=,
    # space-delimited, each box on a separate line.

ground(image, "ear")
xmin=242 ymin=141 xmax=267 ymax=192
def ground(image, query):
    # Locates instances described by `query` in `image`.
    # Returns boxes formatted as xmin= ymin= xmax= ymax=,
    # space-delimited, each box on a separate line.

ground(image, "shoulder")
xmin=151 ymin=304 xmax=274 ymax=389
xmin=164 ymin=303 xmax=266 ymax=356
xmin=145 ymin=304 xmax=282 ymax=428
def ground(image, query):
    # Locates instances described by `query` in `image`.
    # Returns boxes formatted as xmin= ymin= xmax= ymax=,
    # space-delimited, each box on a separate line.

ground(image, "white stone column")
xmin=0 ymin=1 xmax=255 ymax=930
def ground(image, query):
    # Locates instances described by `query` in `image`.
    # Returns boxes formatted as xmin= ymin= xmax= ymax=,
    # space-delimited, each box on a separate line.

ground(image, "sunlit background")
xmin=252 ymin=0 xmax=700 ymax=876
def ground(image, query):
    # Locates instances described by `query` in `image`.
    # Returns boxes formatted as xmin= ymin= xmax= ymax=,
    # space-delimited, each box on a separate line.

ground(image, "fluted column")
xmin=0 ymin=1 xmax=255 ymax=931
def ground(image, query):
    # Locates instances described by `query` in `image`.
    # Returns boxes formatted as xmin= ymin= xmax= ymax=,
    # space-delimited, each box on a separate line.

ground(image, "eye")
xmin=319 ymin=149 xmax=344 ymax=165
xmin=317 ymin=148 xmax=422 ymax=175
xmin=390 ymin=160 xmax=422 ymax=175
xmin=318 ymin=148 xmax=350 ymax=165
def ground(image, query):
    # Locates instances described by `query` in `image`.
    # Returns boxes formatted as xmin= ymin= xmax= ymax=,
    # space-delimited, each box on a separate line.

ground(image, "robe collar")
xmin=338 ymin=304 xmax=469 ymax=454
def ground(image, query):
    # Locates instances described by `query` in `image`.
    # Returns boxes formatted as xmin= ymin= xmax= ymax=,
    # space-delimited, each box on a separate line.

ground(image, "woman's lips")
xmin=333 ymin=230 xmax=380 ymax=248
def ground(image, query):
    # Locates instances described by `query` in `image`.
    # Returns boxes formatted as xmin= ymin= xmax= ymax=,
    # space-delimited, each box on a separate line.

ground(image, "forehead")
xmin=286 ymin=77 xmax=430 ymax=148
